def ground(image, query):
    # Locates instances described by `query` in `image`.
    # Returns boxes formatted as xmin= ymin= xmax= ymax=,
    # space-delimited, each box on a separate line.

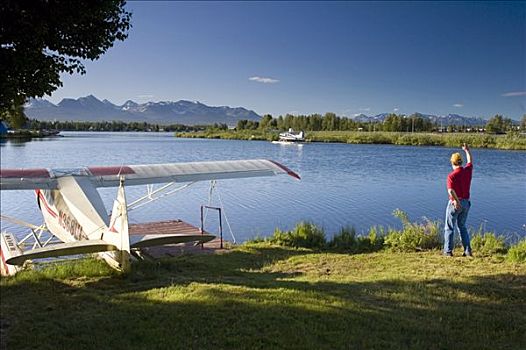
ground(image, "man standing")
xmin=444 ymin=143 xmax=473 ymax=257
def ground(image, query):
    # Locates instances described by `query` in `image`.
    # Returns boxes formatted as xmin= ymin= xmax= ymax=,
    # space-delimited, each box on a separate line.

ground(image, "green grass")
xmin=384 ymin=209 xmax=441 ymax=252
xmin=1 ymin=245 xmax=525 ymax=350
xmin=175 ymin=130 xmax=526 ymax=150
xmin=268 ymin=221 xmax=327 ymax=249
xmin=507 ymin=239 xmax=526 ymax=263
xmin=176 ymin=129 xmax=278 ymax=141
xmin=471 ymin=232 xmax=508 ymax=256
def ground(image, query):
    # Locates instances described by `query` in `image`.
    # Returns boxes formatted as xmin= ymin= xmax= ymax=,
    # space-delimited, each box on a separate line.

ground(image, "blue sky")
xmin=49 ymin=1 xmax=525 ymax=119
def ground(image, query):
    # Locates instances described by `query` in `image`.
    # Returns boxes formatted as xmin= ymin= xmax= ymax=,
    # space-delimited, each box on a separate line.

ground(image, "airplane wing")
xmin=5 ymin=240 xmax=118 ymax=266
xmin=0 ymin=159 xmax=300 ymax=190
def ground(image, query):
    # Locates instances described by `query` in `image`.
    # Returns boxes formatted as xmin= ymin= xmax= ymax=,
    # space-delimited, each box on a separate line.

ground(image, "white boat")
xmin=272 ymin=128 xmax=305 ymax=144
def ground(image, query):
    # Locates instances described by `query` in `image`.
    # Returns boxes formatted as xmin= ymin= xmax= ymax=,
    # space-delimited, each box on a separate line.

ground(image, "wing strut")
xmin=127 ymin=181 xmax=196 ymax=211
xmin=202 ymin=180 xmax=237 ymax=244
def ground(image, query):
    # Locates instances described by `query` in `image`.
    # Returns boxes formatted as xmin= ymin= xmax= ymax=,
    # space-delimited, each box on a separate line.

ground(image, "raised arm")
xmin=462 ymin=143 xmax=472 ymax=164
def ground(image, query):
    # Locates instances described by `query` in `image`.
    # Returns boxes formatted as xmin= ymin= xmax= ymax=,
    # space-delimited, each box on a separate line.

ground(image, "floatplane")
xmin=271 ymin=128 xmax=305 ymax=145
xmin=0 ymin=159 xmax=300 ymax=276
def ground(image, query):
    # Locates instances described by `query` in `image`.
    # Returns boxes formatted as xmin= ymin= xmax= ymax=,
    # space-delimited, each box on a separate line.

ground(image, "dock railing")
xmin=200 ymin=205 xmax=223 ymax=249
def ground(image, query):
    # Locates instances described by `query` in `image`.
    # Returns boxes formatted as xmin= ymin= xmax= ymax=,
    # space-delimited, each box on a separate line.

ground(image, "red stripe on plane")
xmin=37 ymin=191 xmax=58 ymax=218
xmin=88 ymin=166 xmax=135 ymax=176
xmin=0 ymin=168 xmax=50 ymax=178
xmin=267 ymin=160 xmax=301 ymax=180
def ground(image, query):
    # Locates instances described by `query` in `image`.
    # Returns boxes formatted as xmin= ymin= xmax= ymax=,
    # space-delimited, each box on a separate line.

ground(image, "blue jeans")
xmin=444 ymin=199 xmax=471 ymax=254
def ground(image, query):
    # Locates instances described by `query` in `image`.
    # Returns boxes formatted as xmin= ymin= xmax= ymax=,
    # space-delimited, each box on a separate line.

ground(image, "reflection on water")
xmin=0 ymin=136 xmax=64 ymax=147
xmin=0 ymin=137 xmax=32 ymax=147
xmin=1 ymin=131 xmax=525 ymax=242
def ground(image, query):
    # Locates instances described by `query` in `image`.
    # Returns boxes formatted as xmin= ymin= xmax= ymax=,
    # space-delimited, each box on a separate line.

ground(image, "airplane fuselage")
xmin=35 ymin=176 xmax=130 ymax=271
xmin=36 ymin=189 xmax=90 ymax=243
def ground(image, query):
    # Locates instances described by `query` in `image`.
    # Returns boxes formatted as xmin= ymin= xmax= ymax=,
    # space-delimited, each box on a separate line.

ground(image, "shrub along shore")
xmin=1 ymin=211 xmax=525 ymax=349
xmin=175 ymin=130 xmax=526 ymax=150
xmin=251 ymin=209 xmax=526 ymax=261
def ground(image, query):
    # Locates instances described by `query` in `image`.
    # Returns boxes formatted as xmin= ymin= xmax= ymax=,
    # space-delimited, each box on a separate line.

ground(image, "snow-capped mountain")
xmin=352 ymin=113 xmax=406 ymax=123
xmin=25 ymin=95 xmax=261 ymax=126
xmin=121 ymin=100 xmax=139 ymax=111
xmin=24 ymin=99 xmax=57 ymax=109
xmin=429 ymin=114 xmax=487 ymax=126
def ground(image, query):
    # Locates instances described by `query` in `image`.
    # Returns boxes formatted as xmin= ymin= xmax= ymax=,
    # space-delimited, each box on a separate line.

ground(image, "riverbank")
xmin=1 ymin=244 xmax=524 ymax=349
xmin=175 ymin=130 xmax=526 ymax=150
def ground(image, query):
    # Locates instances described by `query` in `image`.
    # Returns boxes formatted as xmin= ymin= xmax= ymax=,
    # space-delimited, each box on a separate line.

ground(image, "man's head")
xmin=450 ymin=152 xmax=463 ymax=167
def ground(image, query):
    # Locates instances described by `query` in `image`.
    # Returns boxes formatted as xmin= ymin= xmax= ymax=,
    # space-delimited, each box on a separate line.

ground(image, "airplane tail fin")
xmin=100 ymin=178 xmax=131 ymax=273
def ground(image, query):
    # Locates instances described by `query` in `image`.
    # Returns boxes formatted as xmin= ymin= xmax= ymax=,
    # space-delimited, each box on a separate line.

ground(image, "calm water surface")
xmin=1 ymin=132 xmax=525 ymax=242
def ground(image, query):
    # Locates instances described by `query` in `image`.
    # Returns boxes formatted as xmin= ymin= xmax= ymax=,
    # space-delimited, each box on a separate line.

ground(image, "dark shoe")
xmin=444 ymin=252 xmax=453 ymax=257
xmin=462 ymin=251 xmax=473 ymax=257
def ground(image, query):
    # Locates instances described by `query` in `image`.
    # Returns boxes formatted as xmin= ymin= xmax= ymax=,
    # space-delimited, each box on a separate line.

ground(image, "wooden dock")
xmin=129 ymin=220 xmax=229 ymax=258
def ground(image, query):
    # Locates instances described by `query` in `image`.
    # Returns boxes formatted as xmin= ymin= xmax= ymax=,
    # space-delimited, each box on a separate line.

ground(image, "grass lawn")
xmin=1 ymin=244 xmax=525 ymax=349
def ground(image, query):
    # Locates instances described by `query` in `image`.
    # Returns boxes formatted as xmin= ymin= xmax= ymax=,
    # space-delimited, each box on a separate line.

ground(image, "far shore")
xmin=175 ymin=130 xmax=526 ymax=150
xmin=0 ymin=129 xmax=61 ymax=140
xmin=3 ymin=129 xmax=525 ymax=150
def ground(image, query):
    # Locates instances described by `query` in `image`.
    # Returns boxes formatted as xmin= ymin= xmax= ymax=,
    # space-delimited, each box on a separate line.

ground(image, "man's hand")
xmin=453 ymin=199 xmax=462 ymax=210
xmin=462 ymin=143 xmax=469 ymax=151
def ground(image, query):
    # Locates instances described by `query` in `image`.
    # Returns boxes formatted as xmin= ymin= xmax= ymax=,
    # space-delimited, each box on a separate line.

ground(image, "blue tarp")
xmin=0 ymin=121 xmax=9 ymax=135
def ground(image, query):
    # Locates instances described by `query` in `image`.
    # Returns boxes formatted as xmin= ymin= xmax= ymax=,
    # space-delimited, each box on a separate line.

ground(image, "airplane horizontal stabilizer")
xmin=130 ymin=234 xmax=215 ymax=249
xmin=6 ymin=240 xmax=118 ymax=266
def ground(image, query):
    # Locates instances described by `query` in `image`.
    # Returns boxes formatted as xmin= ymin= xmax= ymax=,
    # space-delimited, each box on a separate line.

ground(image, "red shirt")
xmin=447 ymin=163 xmax=473 ymax=200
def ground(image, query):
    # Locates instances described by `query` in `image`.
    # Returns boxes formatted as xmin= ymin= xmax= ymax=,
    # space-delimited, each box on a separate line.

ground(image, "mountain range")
xmin=351 ymin=112 xmax=488 ymax=127
xmin=25 ymin=95 xmax=489 ymax=127
xmin=24 ymin=95 xmax=261 ymax=126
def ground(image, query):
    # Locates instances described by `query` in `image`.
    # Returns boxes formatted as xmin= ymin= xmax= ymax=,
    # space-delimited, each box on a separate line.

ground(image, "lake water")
xmin=1 ymin=132 xmax=525 ymax=243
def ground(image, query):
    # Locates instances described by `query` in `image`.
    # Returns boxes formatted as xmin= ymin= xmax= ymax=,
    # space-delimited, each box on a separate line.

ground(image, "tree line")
xmin=236 ymin=113 xmax=525 ymax=134
xmin=2 ymin=113 xmax=524 ymax=135
xmin=25 ymin=119 xmax=209 ymax=132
